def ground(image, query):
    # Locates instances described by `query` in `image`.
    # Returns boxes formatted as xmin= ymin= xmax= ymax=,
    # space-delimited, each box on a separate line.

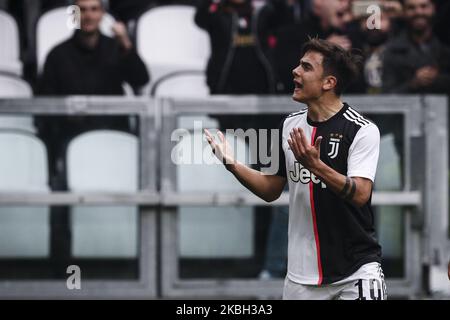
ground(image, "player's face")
xmin=292 ymin=51 xmax=329 ymax=103
xmin=77 ymin=0 xmax=104 ymax=34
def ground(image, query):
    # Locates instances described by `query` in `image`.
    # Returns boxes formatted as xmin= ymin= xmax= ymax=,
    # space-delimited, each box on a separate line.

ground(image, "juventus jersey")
xmin=275 ymin=102 xmax=382 ymax=285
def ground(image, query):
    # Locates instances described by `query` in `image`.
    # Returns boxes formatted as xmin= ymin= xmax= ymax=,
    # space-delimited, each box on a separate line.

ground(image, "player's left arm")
xmin=288 ymin=125 xmax=379 ymax=208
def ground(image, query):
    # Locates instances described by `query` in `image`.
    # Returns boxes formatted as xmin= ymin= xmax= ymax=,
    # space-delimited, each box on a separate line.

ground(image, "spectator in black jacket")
xmin=36 ymin=0 xmax=149 ymax=275
xmin=194 ymin=0 xmax=282 ymax=95
xmin=37 ymin=0 xmax=149 ymax=188
xmin=39 ymin=1 xmax=149 ymax=95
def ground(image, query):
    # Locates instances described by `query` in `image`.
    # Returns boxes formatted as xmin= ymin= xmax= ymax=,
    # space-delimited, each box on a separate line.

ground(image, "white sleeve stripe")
xmin=347 ymin=107 xmax=369 ymax=121
xmin=347 ymin=108 xmax=370 ymax=126
xmin=345 ymin=110 xmax=370 ymax=126
xmin=343 ymin=112 xmax=367 ymax=127
xmin=347 ymin=108 xmax=370 ymax=125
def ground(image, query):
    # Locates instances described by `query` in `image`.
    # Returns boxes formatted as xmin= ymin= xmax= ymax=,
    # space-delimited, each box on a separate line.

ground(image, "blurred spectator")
xmin=108 ymin=0 xmax=157 ymax=24
xmin=109 ymin=1 xmax=201 ymax=23
xmin=37 ymin=0 xmax=149 ymax=188
xmin=194 ymin=0 xmax=277 ymax=95
xmin=353 ymin=6 xmax=393 ymax=94
xmin=194 ymin=0 xmax=291 ymax=134
xmin=267 ymin=0 xmax=314 ymax=25
xmin=270 ymin=0 xmax=358 ymax=94
xmin=39 ymin=2 xmax=149 ymax=95
xmin=382 ymin=0 xmax=450 ymax=94
xmin=35 ymin=0 xmax=149 ymax=277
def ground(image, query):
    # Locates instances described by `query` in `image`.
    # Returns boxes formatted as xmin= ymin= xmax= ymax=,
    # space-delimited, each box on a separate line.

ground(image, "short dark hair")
xmin=301 ymin=38 xmax=362 ymax=96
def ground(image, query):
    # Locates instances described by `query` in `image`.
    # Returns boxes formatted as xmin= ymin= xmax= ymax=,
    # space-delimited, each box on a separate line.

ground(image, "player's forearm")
xmin=311 ymin=161 xmax=370 ymax=207
xmin=227 ymin=161 xmax=285 ymax=203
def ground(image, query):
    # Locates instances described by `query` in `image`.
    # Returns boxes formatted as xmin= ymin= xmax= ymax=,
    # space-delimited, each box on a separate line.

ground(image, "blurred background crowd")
xmin=1 ymin=0 xmax=449 ymax=97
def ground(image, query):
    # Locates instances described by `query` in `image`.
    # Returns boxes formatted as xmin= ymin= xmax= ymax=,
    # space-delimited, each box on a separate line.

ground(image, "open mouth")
xmin=294 ymin=80 xmax=303 ymax=90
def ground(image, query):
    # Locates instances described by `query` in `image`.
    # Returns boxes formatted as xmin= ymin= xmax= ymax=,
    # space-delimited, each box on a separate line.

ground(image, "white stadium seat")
xmin=0 ymin=10 xmax=22 ymax=75
xmin=0 ymin=132 xmax=50 ymax=257
xmin=67 ymin=130 xmax=138 ymax=258
xmin=137 ymin=5 xmax=210 ymax=91
xmin=36 ymin=7 xmax=116 ymax=74
xmin=153 ymin=70 xmax=216 ymax=131
xmin=152 ymin=71 xmax=209 ymax=98
xmin=0 ymin=74 xmax=36 ymax=134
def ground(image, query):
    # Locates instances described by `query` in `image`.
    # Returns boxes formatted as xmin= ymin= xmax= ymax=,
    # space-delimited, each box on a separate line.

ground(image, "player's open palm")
xmin=204 ymin=129 xmax=235 ymax=167
xmin=288 ymin=128 xmax=322 ymax=171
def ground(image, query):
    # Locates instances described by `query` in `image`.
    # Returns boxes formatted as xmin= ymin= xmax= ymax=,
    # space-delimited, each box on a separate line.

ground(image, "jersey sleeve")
xmin=273 ymin=118 xmax=287 ymax=178
xmin=347 ymin=123 xmax=380 ymax=182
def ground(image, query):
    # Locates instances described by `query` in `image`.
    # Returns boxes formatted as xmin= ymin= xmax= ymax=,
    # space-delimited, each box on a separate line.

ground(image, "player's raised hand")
xmin=204 ymin=129 xmax=236 ymax=169
xmin=288 ymin=128 xmax=322 ymax=171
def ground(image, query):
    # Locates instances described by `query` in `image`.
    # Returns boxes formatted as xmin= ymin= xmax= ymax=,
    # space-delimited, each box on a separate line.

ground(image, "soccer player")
xmin=204 ymin=38 xmax=387 ymax=300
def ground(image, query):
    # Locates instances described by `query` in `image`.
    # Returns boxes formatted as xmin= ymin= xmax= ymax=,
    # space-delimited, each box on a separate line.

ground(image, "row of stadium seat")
xmin=0 ymin=125 xmax=255 ymax=259
xmin=0 ymin=130 xmax=138 ymax=258
xmin=0 ymin=5 xmax=210 ymax=94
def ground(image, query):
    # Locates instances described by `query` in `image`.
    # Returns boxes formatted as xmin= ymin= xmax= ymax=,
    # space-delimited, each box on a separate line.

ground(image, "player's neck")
xmin=307 ymin=96 xmax=343 ymax=123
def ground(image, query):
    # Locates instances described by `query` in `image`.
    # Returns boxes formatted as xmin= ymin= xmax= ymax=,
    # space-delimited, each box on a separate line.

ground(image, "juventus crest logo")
xmin=328 ymin=134 xmax=342 ymax=159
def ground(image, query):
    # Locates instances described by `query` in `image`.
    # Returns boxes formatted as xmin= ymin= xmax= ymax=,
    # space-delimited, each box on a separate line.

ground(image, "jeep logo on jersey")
xmin=289 ymin=162 xmax=327 ymax=188
xmin=328 ymin=134 xmax=342 ymax=159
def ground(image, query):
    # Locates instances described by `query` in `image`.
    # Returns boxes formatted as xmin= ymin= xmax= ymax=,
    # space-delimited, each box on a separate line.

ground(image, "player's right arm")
xmin=205 ymin=129 xmax=286 ymax=203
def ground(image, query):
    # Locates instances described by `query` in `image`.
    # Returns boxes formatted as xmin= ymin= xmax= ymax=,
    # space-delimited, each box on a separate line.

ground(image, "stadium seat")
xmin=137 ymin=5 xmax=210 ymax=92
xmin=0 ymin=73 xmax=36 ymax=134
xmin=0 ymin=132 xmax=50 ymax=257
xmin=176 ymin=129 xmax=254 ymax=258
xmin=67 ymin=130 xmax=138 ymax=258
xmin=153 ymin=70 xmax=215 ymax=129
xmin=152 ymin=71 xmax=209 ymax=98
xmin=36 ymin=7 xmax=116 ymax=74
xmin=0 ymin=10 xmax=22 ymax=75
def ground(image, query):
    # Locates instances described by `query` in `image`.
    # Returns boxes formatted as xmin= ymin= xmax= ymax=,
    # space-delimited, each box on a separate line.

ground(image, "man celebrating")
xmin=205 ymin=38 xmax=386 ymax=300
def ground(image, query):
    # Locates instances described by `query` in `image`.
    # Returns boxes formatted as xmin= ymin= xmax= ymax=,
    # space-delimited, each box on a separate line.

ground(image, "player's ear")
xmin=322 ymin=75 xmax=337 ymax=91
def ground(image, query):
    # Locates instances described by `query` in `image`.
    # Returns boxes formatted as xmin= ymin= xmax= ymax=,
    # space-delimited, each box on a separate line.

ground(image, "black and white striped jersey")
xmin=275 ymin=102 xmax=382 ymax=285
